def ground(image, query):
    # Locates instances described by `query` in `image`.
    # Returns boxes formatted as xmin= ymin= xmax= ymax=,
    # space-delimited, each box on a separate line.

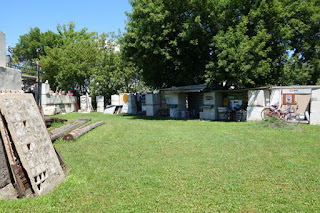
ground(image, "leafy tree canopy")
xmin=123 ymin=0 xmax=320 ymax=88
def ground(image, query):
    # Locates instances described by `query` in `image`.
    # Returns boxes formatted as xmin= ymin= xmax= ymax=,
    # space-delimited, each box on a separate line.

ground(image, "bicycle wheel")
xmin=284 ymin=112 xmax=300 ymax=126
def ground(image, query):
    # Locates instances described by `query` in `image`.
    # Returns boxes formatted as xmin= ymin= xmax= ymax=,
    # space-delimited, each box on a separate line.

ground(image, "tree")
xmin=123 ymin=0 xmax=320 ymax=88
xmin=90 ymin=33 xmax=146 ymax=100
xmin=13 ymin=27 xmax=62 ymax=64
xmin=40 ymin=23 xmax=98 ymax=93
xmin=123 ymin=0 xmax=212 ymax=88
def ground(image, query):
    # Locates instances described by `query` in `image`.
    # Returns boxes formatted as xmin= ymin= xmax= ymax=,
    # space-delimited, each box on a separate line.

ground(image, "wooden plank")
xmin=0 ymin=112 xmax=29 ymax=198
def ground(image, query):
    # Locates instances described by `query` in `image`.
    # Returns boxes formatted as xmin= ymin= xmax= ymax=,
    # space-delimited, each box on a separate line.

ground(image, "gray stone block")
xmin=0 ymin=93 xmax=65 ymax=196
xmin=0 ymin=67 xmax=22 ymax=91
xmin=0 ymin=31 xmax=5 ymax=67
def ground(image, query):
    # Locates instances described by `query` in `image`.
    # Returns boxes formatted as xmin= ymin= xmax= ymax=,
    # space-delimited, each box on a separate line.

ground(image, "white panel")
xmin=146 ymin=93 xmax=161 ymax=105
xmin=104 ymin=106 xmax=116 ymax=114
xmin=311 ymin=89 xmax=320 ymax=101
xmin=246 ymin=106 xmax=264 ymax=121
xmin=283 ymin=88 xmax=312 ymax=94
xmin=310 ymin=112 xmax=320 ymax=125
xmin=248 ymin=90 xmax=266 ymax=107
xmin=310 ymin=101 xmax=320 ymax=113
xmin=270 ymin=89 xmax=281 ymax=105
xmin=0 ymin=31 xmax=5 ymax=67
xmin=111 ymin=95 xmax=120 ymax=105
xmin=146 ymin=104 xmax=160 ymax=116
xmin=41 ymin=83 xmax=50 ymax=95
xmin=203 ymin=92 xmax=215 ymax=105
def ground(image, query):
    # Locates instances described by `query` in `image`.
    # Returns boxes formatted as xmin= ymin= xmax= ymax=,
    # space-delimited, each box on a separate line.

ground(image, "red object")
xmin=283 ymin=94 xmax=295 ymax=105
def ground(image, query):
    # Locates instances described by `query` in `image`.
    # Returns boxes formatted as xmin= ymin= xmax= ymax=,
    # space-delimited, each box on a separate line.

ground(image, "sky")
xmin=0 ymin=0 xmax=132 ymax=49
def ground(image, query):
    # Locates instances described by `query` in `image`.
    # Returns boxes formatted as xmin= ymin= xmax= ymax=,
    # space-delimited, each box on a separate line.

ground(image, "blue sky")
xmin=0 ymin=0 xmax=132 ymax=48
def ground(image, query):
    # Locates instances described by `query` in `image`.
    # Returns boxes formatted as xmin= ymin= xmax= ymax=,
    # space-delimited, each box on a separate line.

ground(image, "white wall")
xmin=310 ymin=89 xmax=320 ymax=125
xmin=202 ymin=92 xmax=223 ymax=120
xmin=41 ymin=82 xmax=77 ymax=115
xmin=0 ymin=31 xmax=5 ymax=67
xmin=0 ymin=67 xmax=22 ymax=91
xmin=247 ymin=90 xmax=269 ymax=121
xmin=146 ymin=93 xmax=161 ymax=116
xmin=167 ymin=93 xmax=186 ymax=118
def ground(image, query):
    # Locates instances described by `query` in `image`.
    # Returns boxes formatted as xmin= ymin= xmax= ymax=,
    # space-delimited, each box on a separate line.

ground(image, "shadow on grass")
xmin=119 ymin=114 xmax=248 ymax=124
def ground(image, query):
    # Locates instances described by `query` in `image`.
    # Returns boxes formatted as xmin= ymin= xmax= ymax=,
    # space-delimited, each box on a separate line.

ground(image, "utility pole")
xmin=36 ymin=48 xmax=40 ymax=106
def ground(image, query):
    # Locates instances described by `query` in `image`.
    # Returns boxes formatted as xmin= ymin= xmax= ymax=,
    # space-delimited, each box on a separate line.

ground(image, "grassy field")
xmin=1 ymin=113 xmax=319 ymax=212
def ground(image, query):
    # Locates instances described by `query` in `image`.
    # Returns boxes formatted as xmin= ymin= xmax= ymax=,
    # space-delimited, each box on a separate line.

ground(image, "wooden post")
xmin=49 ymin=118 xmax=91 ymax=142
xmin=63 ymin=121 xmax=105 ymax=141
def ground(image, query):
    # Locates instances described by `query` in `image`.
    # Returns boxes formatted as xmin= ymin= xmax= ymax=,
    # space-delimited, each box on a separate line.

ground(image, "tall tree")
xmin=40 ymin=23 xmax=98 ymax=92
xmin=123 ymin=0 xmax=320 ymax=88
xmin=13 ymin=27 xmax=62 ymax=64
xmin=90 ymin=33 xmax=145 ymax=100
xmin=123 ymin=0 xmax=212 ymax=88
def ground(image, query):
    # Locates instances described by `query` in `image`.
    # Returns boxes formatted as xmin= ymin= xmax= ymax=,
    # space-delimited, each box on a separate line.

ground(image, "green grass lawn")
xmin=1 ymin=113 xmax=319 ymax=212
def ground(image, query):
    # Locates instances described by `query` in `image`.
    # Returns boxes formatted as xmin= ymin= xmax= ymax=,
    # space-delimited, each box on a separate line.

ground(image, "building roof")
xmin=161 ymin=84 xmax=210 ymax=93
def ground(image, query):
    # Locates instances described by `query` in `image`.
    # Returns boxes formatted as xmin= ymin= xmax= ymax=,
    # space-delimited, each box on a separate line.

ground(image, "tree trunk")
xmin=63 ymin=121 xmax=105 ymax=141
xmin=49 ymin=118 xmax=91 ymax=142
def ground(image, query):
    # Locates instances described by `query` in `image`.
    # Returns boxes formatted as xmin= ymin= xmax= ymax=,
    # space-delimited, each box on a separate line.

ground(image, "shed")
xmin=247 ymin=85 xmax=320 ymax=125
xmin=160 ymin=84 xmax=249 ymax=120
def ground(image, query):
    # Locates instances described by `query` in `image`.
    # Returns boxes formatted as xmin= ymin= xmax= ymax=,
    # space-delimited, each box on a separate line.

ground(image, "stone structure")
xmin=0 ymin=31 xmax=22 ymax=91
xmin=0 ymin=137 xmax=10 ymax=189
xmin=146 ymin=93 xmax=161 ymax=116
xmin=41 ymin=81 xmax=77 ymax=115
xmin=0 ymin=93 xmax=65 ymax=196
xmin=80 ymin=94 xmax=92 ymax=113
xmin=310 ymin=89 xmax=320 ymax=125
xmin=247 ymin=90 xmax=270 ymax=121
xmin=0 ymin=67 xmax=22 ymax=91
xmin=0 ymin=31 xmax=5 ymax=67
xmin=120 ymin=93 xmax=137 ymax=114
xmin=96 ymin=96 xmax=104 ymax=113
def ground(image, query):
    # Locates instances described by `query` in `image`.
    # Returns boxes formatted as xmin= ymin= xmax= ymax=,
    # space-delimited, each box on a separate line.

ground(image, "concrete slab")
xmin=311 ymin=89 xmax=320 ymax=101
xmin=0 ymin=137 xmax=10 ymax=189
xmin=104 ymin=105 xmax=116 ymax=114
xmin=0 ymin=67 xmax=22 ymax=90
xmin=0 ymin=184 xmax=18 ymax=200
xmin=0 ymin=31 xmax=5 ymax=67
xmin=310 ymin=112 xmax=320 ymax=125
xmin=43 ymin=106 xmax=56 ymax=116
xmin=310 ymin=100 xmax=320 ymax=113
xmin=0 ymin=93 xmax=65 ymax=196
xmin=111 ymin=95 xmax=120 ymax=105
xmin=146 ymin=93 xmax=161 ymax=105
xmin=146 ymin=104 xmax=160 ymax=116
xmin=247 ymin=106 xmax=264 ymax=121
xmin=248 ymin=90 xmax=266 ymax=107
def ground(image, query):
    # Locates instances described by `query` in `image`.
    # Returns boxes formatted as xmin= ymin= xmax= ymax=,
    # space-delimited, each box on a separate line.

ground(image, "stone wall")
xmin=0 ymin=137 xmax=10 ymax=189
xmin=0 ymin=67 xmax=22 ymax=91
xmin=0 ymin=31 xmax=5 ymax=67
xmin=0 ymin=93 xmax=65 ymax=196
xmin=41 ymin=82 xmax=77 ymax=115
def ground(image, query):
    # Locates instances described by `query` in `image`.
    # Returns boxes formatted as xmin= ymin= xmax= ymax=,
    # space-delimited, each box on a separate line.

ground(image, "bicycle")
xmin=261 ymin=104 xmax=300 ymax=126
